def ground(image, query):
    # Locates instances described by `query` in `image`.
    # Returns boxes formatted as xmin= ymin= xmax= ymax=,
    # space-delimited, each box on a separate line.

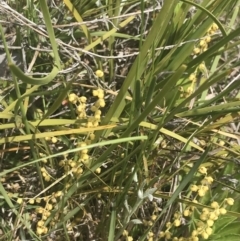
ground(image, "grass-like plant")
xmin=0 ymin=0 xmax=240 ymax=240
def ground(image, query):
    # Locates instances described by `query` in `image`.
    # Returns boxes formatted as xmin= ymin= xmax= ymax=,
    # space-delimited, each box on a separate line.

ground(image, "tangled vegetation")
xmin=0 ymin=0 xmax=240 ymax=240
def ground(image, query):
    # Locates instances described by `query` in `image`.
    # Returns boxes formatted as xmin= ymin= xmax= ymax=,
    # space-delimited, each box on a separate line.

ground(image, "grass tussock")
xmin=0 ymin=0 xmax=240 ymax=240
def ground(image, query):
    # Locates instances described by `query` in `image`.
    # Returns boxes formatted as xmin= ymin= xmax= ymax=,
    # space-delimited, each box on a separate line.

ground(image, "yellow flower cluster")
xmin=35 ymin=191 xmax=63 ymax=235
xmin=158 ymin=164 xmax=234 ymax=241
xmin=40 ymin=167 xmax=51 ymax=182
xmin=180 ymin=23 xmax=219 ymax=98
xmin=193 ymin=23 xmax=218 ymax=56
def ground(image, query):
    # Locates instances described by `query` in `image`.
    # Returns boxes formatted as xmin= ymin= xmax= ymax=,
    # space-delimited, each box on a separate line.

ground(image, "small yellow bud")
xmin=79 ymin=96 xmax=87 ymax=103
xmin=207 ymin=219 xmax=214 ymax=227
xmin=95 ymin=168 xmax=101 ymax=174
xmin=193 ymin=47 xmax=201 ymax=54
xmin=151 ymin=214 xmax=157 ymax=221
xmin=55 ymin=191 xmax=63 ymax=197
xmin=166 ymin=222 xmax=172 ymax=228
xmin=225 ymin=198 xmax=234 ymax=205
xmin=159 ymin=231 xmax=165 ymax=238
xmin=192 ymin=230 xmax=198 ymax=237
xmin=198 ymin=63 xmax=206 ymax=72
xmin=190 ymin=185 xmax=199 ymax=192
xmin=95 ymin=70 xmax=104 ymax=77
xmin=77 ymin=104 xmax=84 ymax=112
xmin=204 ymin=36 xmax=211 ymax=43
xmin=44 ymin=176 xmax=51 ymax=182
xmin=98 ymin=92 xmax=104 ymax=99
xmin=183 ymin=209 xmax=190 ymax=216
xmin=98 ymin=99 xmax=106 ymax=107
xmin=17 ymin=198 xmax=23 ymax=204
xmin=219 ymin=208 xmax=227 ymax=215
xmin=92 ymin=89 xmax=99 ymax=96
xmin=90 ymin=133 xmax=95 ymax=140
xmin=211 ymin=201 xmax=219 ymax=209
xmin=212 ymin=23 xmax=219 ymax=31
xmin=29 ymin=199 xmax=35 ymax=204
xmin=199 ymin=40 xmax=206 ymax=47
xmin=91 ymin=106 xmax=98 ymax=112
xmin=68 ymin=93 xmax=77 ymax=103
xmin=198 ymin=166 xmax=207 ymax=175
xmin=37 ymin=220 xmax=45 ymax=227
xmin=37 ymin=227 xmax=44 ymax=235
xmin=201 ymin=232 xmax=209 ymax=240
xmin=189 ymin=73 xmax=196 ymax=81
xmin=205 ymin=227 xmax=212 ymax=235
xmin=198 ymin=188 xmax=205 ymax=197
xmin=173 ymin=219 xmax=181 ymax=227
xmin=51 ymin=137 xmax=58 ymax=144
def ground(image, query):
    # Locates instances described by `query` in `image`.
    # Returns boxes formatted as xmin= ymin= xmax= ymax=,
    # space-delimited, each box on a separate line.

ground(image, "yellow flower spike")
xmin=96 ymin=70 xmax=104 ymax=77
